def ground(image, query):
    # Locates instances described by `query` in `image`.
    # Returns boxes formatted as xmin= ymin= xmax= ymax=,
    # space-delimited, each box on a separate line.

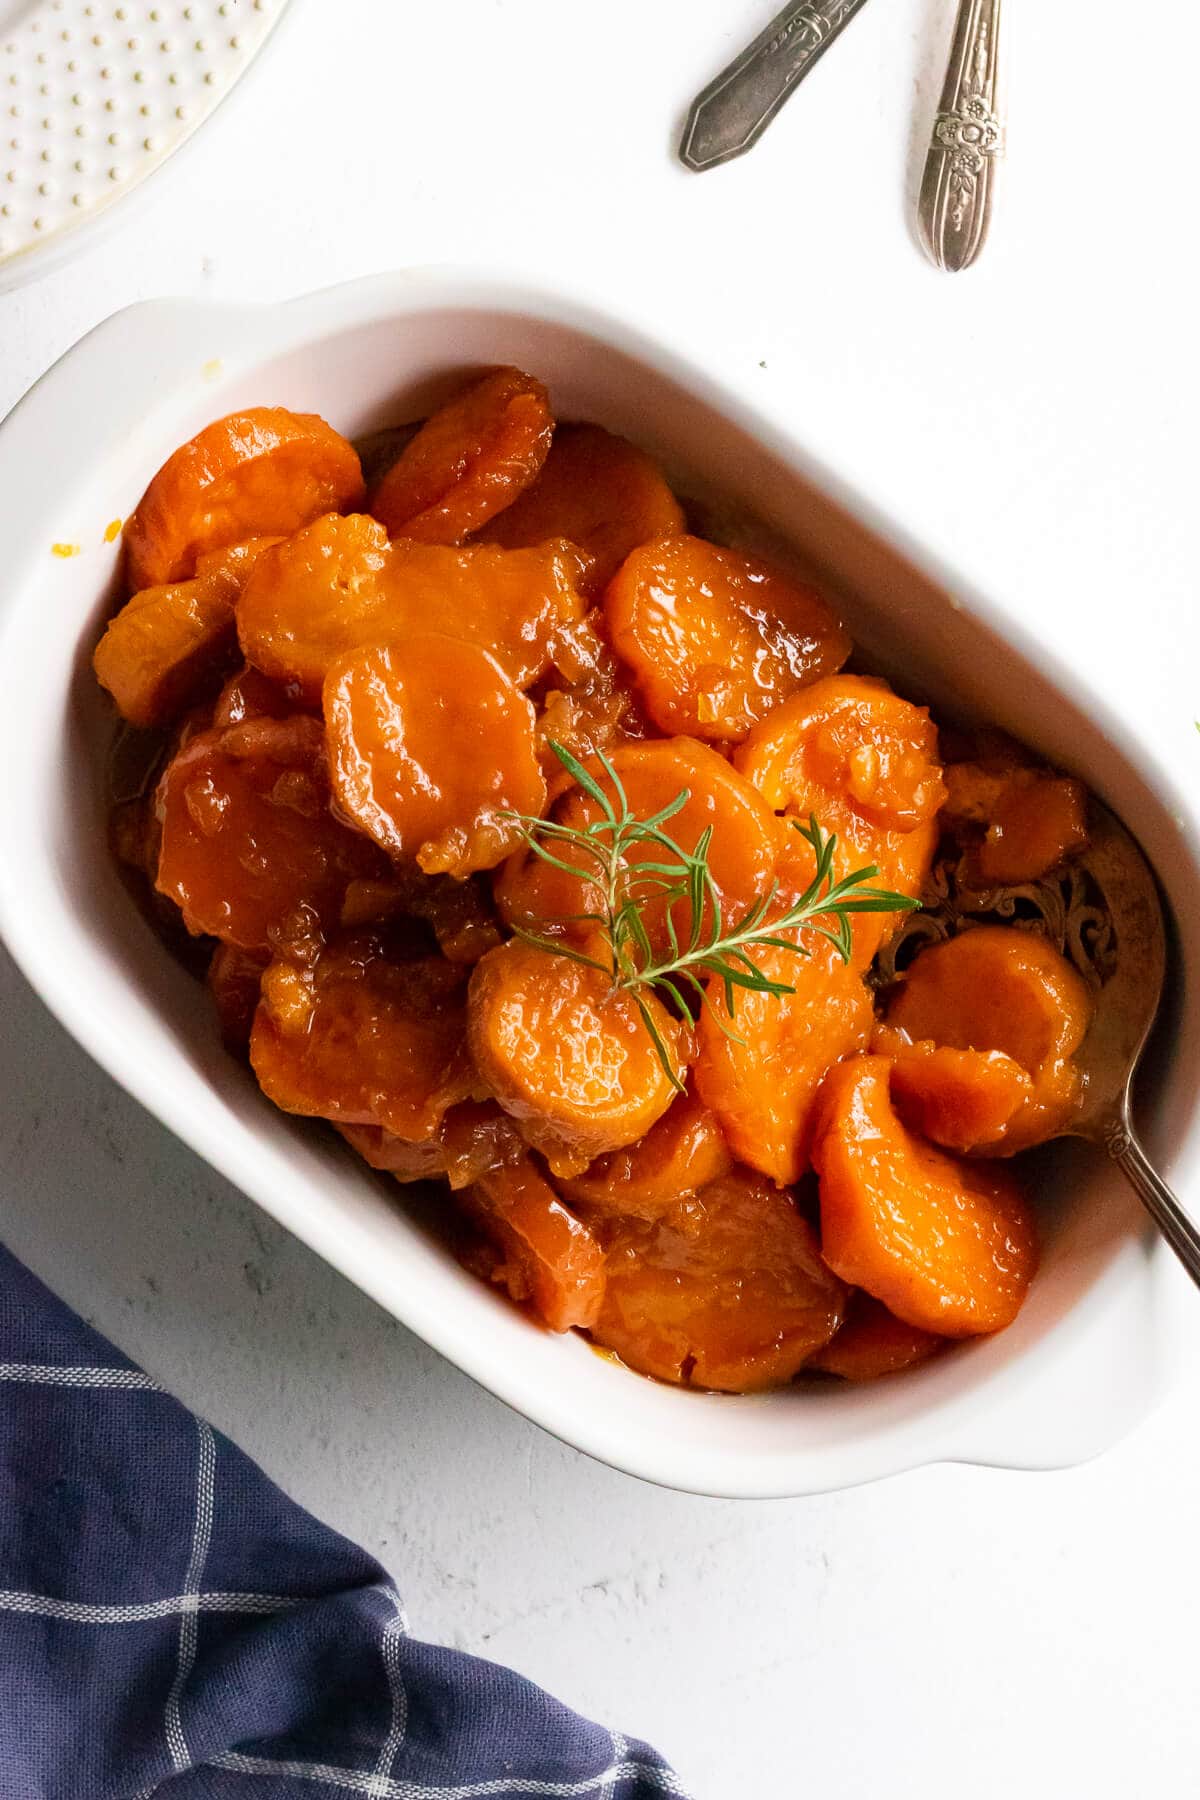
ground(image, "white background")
xmin=2 ymin=2 xmax=1199 ymax=1795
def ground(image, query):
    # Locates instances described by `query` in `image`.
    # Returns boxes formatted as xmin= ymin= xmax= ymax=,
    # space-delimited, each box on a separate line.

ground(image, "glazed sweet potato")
xmin=559 ymin=1089 xmax=733 ymax=1222
xmin=324 ymin=637 xmax=545 ymax=877
xmin=883 ymin=926 xmax=1093 ymax=1151
xmin=125 ymin=408 xmax=364 ymax=590
xmin=736 ymin=674 xmax=946 ymax=833
xmin=458 ymin=1155 xmax=606 ymax=1333
xmin=494 ymin=736 xmax=778 ymax=956
xmin=591 ymin=1170 xmax=846 ymax=1390
xmin=806 ymin=1292 xmax=945 ymax=1381
xmin=212 ymin=662 xmax=296 ymax=728
xmin=369 ymin=367 xmax=553 ymax=543
xmin=872 ymin=1026 xmax=1034 ymax=1153
xmin=605 ymin=536 xmax=850 ymax=742
xmin=814 ymin=1056 xmax=1038 ymax=1336
xmin=467 ymin=940 xmax=686 ymax=1176
xmin=340 ymin=1101 xmax=523 ymax=1189
xmin=250 ymin=940 xmax=477 ymax=1141
xmin=480 ymin=422 xmax=686 ymax=595
xmin=974 ymin=777 xmax=1089 ymax=885
xmin=695 ymin=937 xmax=875 ymax=1185
xmin=95 ymin=536 xmax=284 ymax=729
xmin=93 ymin=571 xmax=240 ymax=730
xmin=236 ymin=512 xmax=585 ymax=703
xmin=155 ymin=716 xmax=382 ymax=950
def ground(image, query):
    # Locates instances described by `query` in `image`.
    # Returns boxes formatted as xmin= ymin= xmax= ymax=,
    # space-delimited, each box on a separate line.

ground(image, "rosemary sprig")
xmin=505 ymin=741 xmax=920 ymax=1090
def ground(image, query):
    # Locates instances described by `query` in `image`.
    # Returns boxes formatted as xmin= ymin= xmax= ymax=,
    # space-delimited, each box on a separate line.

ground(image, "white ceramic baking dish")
xmin=1 ymin=271 xmax=1196 ymax=1498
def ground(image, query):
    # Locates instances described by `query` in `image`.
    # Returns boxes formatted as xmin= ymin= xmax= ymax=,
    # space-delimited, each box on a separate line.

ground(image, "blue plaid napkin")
xmin=0 ymin=1243 xmax=685 ymax=1799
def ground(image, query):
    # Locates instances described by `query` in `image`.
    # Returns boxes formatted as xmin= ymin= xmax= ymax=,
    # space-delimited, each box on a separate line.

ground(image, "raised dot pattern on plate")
xmin=0 ymin=0 xmax=288 ymax=276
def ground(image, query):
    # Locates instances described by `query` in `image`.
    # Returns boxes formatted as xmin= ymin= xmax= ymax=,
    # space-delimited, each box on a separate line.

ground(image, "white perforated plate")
xmin=1 ymin=0 xmax=288 ymax=287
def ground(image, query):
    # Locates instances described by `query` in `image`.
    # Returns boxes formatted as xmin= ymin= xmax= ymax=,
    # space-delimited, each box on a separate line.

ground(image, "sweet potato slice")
xmin=534 ymin=609 xmax=651 ymax=763
xmin=695 ymin=937 xmax=874 ymax=1185
xmin=494 ymin=737 xmax=779 ymax=958
xmin=559 ymin=1089 xmax=732 ymax=1222
xmin=605 ymin=536 xmax=850 ymax=741
xmin=125 ymin=408 xmax=364 ymax=590
xmin=458 ymin=1156 xmax=606 ymax=1333
xmin=340 ymin=1101 xmax=523 ymax=1189
xmin=368 ymin=367 xmax=553 ymax=543
xmin=872 ymin=1025 xmax=1033 ymax=1153
xmin=884 ymin=926 xmax=1093 ymax=1151
xmin=736 ymin=674 xmax=946 ymax=833
xmin=814 ymin=1056 xmax=1038 ymax=1336
xmin=93 ymin=571 xmax=239 ymax=729
xmin=467 ymin=940 xmax=686 ymax=1176
xmin=974 ymin=777 xmax=1089 ymax=884
xmin=95 ymin=537 xmax=285 ymax=729
xmin=236 ymin=513 xmax=585 ymax=703
xmin=250 ymin=940 xmax=476 ymax=1141
xmin=480 ymin=422 xmax=685 ymax=595
xmin=324 ymin=637 xmax=545 ymax=877
xmin=155 ymin=716 xmax=383 ymax=950
xmin=807 ymin=1292 xmax=945 ymax=1381
xmin=591 ymin=1170 xmax=846 ymax=1391
xmin=206 ymin=944 xmax=270 ymax=1051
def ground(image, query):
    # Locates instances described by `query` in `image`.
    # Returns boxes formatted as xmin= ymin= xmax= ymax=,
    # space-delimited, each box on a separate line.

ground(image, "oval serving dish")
xmin=0 ymin=270 xmax=1196 ymax=1498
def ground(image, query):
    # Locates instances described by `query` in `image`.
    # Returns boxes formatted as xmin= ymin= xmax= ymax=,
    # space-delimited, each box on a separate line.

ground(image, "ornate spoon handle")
xmin=1104 ymin=1114 xmax=1200 ymax=1293
xmin=679 ymin=0 xmax=875 ymax=173
xmin=918 ymin=0 xmax=1005 ymax=270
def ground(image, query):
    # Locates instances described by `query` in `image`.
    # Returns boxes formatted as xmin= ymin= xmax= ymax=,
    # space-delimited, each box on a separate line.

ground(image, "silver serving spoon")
xmin=877 ymin=801 xmax=1199 ymax=1285
xmin=1066 ymin=803 xmax=1200 ymax=1287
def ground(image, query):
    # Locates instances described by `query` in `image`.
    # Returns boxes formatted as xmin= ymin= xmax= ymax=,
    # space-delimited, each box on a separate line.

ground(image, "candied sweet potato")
xmin=236 ymin=513 xmax=585 ymax=703
xmin=95 ymin=536 xmax=286 ymax=730
xmin=974 ymin=777 xmax=1089 ymax=885
xmin=534 ymin=610 xmax=651 ymax=764
xmin=206 ymin=944 xmax=270 ymax=1051
xmin=884 ymin=926 xmax=1093 ymax=1151
xmin=94 ymin=572 xmax=238 ymax=730
xmin=369 ymin=367 xmax=553 ymax=543
xmin=155 ymin=716 xmax=382 ymax=950
xmin=872 ymin=1025 xmax=1033 ymax=1153
xmin=495 ymin=737 xmax=778 ymax=957
xmin=340 ymin=1101 xmax=523 ymax=1189
xmin=695 ymin=937 xmax=875 ymax=1185
xmin=324 ymin=636 xmax=545 ymax=877
xmin=467 ymin=940 xmax=686 ymax=1176
xmin=814 ymin=1056 xmax=1038 ymax=1336
xmin=605 ymin=536 xmax=850 ymax=741
xmin=250 ymin=940 xmax=476 ymax=1141
xmin=559 ymin=1089 xmax=732 ymax=1222
xmin=807 ymin=1292 xmax=945 ymax=1381
xmin=125 ymin=408 xmax=364 ymax=590
xmin=736 ymin=675 xmax=946 ymax=833
xmin=591 ymin=1170 xmax=846 ymax=1391
xmin=480 ymin=422 xmax=685 ymax=595
xmin=458 ymin=1155 xmax=606 ymax=1333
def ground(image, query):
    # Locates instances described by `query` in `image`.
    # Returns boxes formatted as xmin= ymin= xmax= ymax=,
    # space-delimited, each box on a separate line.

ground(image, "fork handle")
xmin=1105 ymin=1116 xmax=1200 ymax=1292
xmin=918 ymin=0 xmax=1005 ymax=270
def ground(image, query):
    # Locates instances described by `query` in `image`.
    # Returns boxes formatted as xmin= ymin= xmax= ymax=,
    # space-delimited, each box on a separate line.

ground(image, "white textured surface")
xmin=1 ymin=2 xmax=1199 ymax=1795
xmin=0 ymin=0 xmax=287 ymax=282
